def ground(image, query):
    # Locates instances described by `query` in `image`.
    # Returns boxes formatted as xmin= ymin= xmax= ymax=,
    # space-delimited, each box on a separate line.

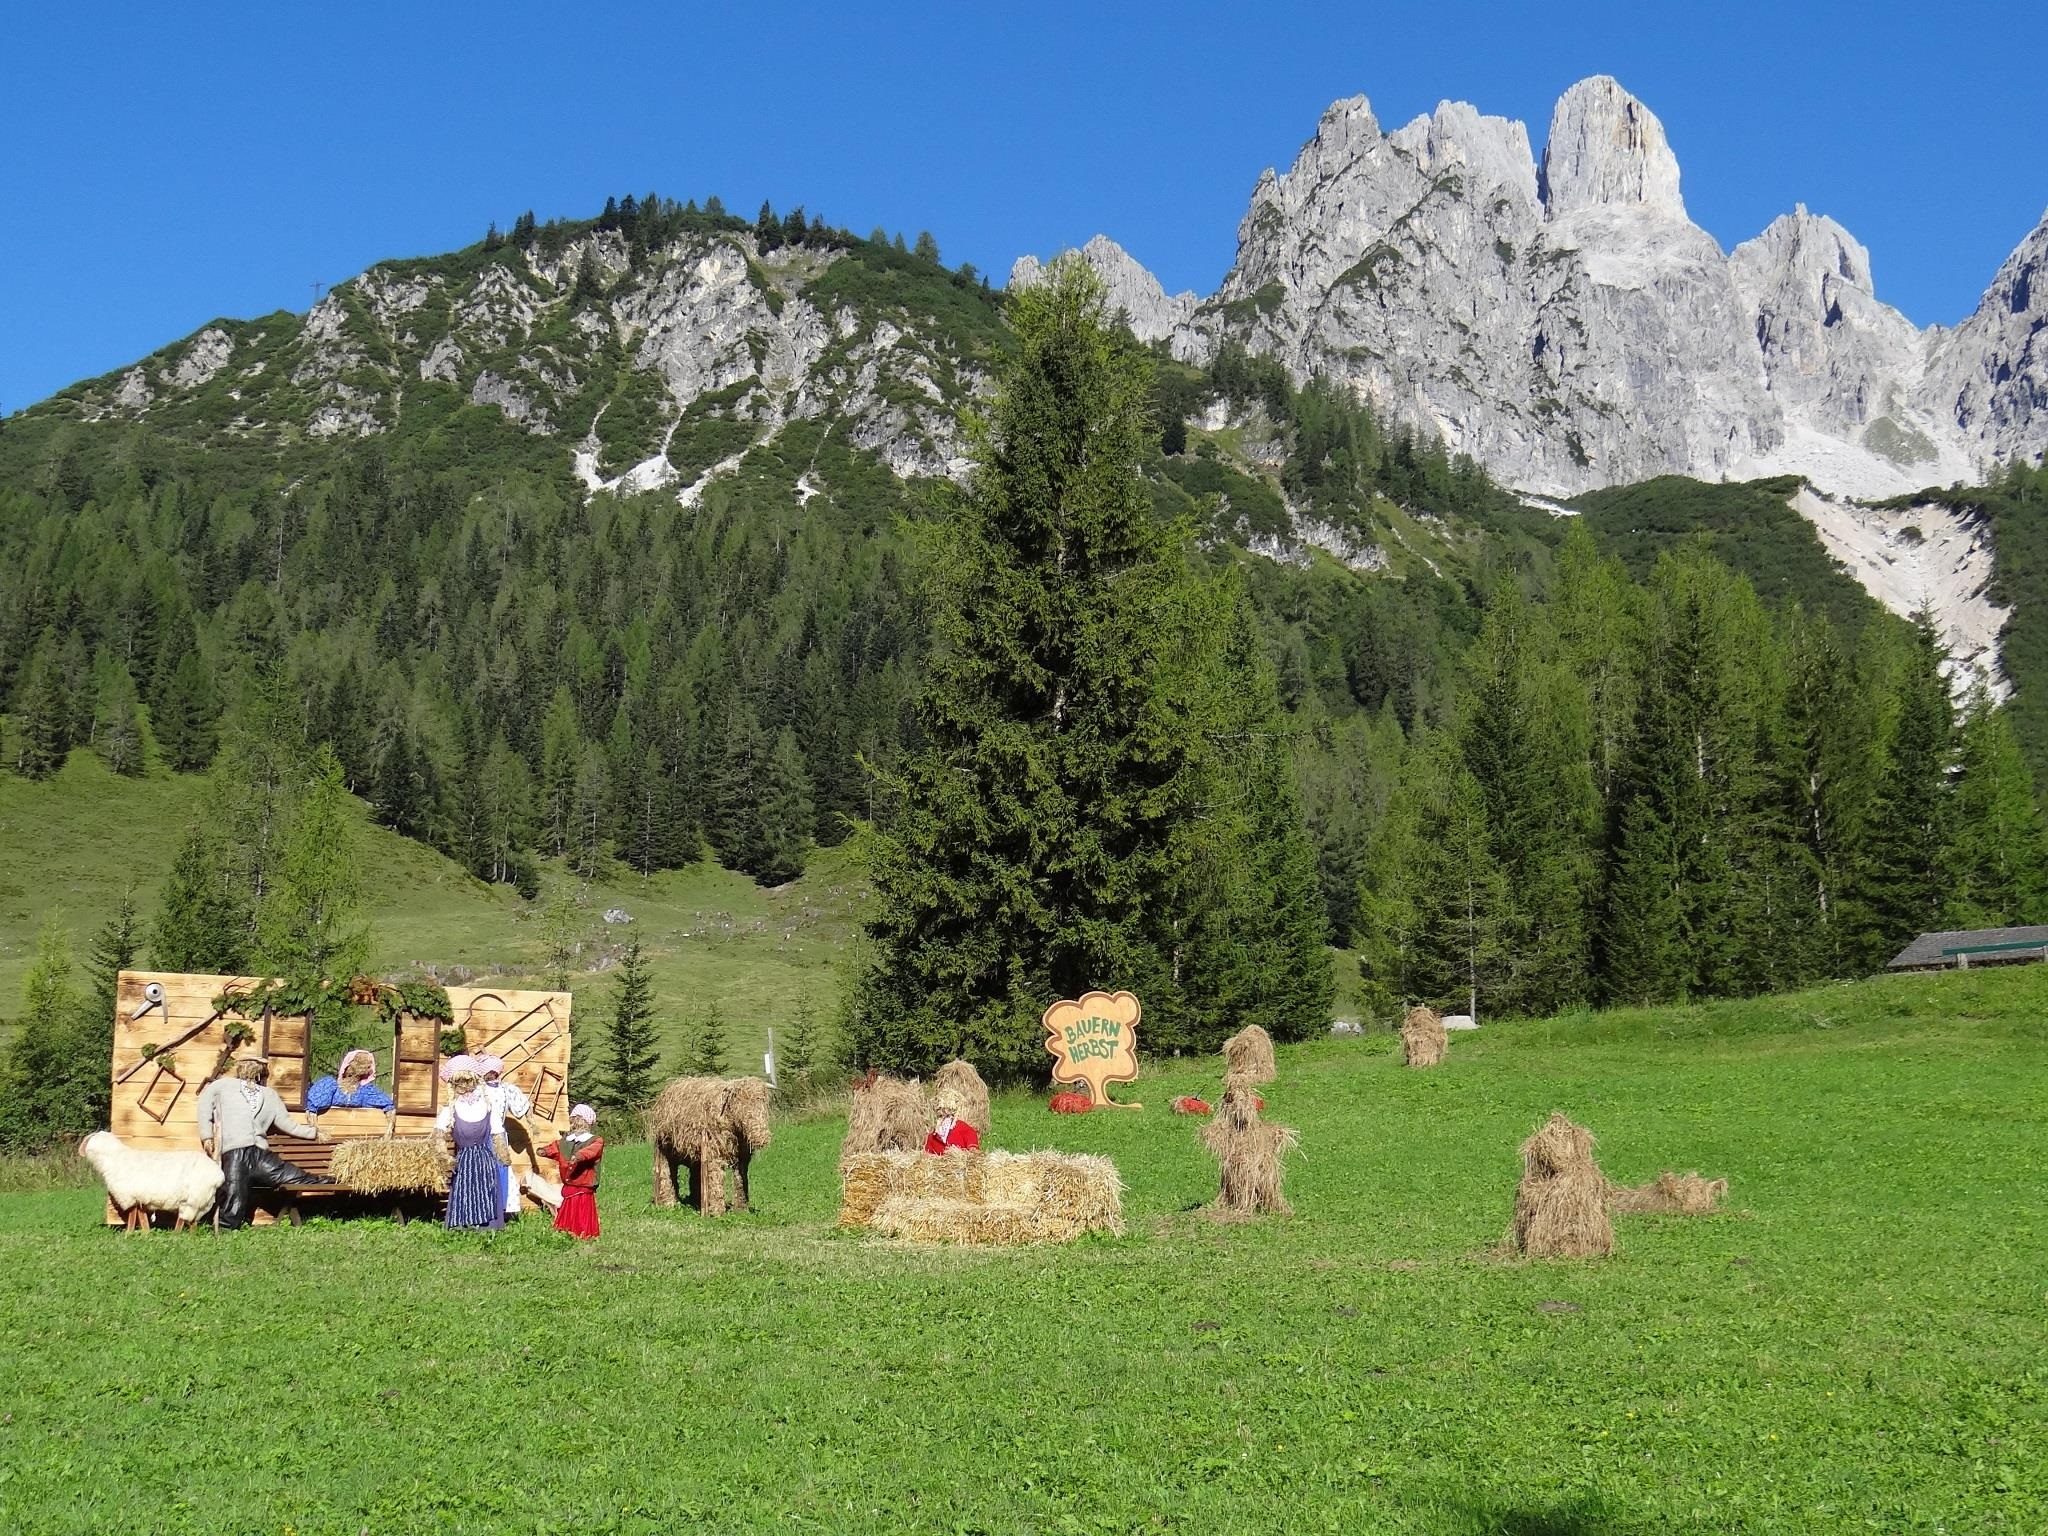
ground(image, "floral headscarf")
xmin=439 ymin=1053 xmax=481 ymax=1083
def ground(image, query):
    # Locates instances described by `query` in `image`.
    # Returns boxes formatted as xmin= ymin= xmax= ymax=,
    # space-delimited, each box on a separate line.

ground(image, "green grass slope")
xmin=3 ymin=966 xmax=2044 ymax=1533
xmin=0 ymin=755 xmax=856 ymax=1069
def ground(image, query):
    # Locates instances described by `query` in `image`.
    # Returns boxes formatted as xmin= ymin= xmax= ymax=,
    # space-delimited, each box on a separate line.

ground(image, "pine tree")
xmin=1405 ymin=750 xmax=1511 ymax=1019
xmin=92 ymin=655 xmax=146 ymax=776
xmin=1600 ymin=796 xmax=1684 ymax=1005
xmin=688 ymin=1003 xmax=728 ymax=1077
xmin=600 ymin=937 xmax=661 ymax=1108
xmin=913 ymin=230 xmax=939 ymax=263
xmin=755 ymin=200 xmax=780 ymax=252
xmin=152 ymin=823 xmax=249 ymax=973
xmin=14 ymin=648 xmax=70 ymax=779
xmin=77 ymin=894 xmax=140 ymax=1129
xmin=0 ymin=921 xmax=95 ymax=1149
xmin=1841 ymin=614 xmax=1955 ymax=970
xmin=254 ymin=744 xmax=370 ymax=982
xmin=752 ymin=726 xmax=814 ymax=886
xmin=1945 ymin=690 xmax=2048 ymax=927
xmin=154 ymin=651 xmax=218 ymax=772
xmin=850 ymin=259 xmax=1219 ymax=1076
xmin=540 ymin=688 xmax=583 ymax=857
xmin=786 ymin=997 xmax=820 ymax=1078
xmin=1457 ymin=586 xmax=1599 ymax=1015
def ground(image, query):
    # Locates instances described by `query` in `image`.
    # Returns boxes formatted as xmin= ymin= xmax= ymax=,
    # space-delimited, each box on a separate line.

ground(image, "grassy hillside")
xmin=3 ymin=966 xmax=2043 ymax=1532
xmin=0 ymin=754 xmax=858 ymax=1071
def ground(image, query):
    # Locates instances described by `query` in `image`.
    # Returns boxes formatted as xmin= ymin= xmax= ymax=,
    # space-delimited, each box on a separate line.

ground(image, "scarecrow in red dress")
xmin=535 ymin=1104 xmax=605 ymax=1239
xmin=924 ymin=1093 xmax=981 ymax=1154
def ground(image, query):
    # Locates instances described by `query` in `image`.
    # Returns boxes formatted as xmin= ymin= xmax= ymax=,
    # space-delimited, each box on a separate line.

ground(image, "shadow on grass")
xmin=1449 ymin=1501 xmax=1694 ymax=1536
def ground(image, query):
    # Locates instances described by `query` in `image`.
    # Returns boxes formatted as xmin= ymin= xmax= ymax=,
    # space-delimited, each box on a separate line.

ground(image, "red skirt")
xmin=555 ymin=1186 xmax=599 ymax=1239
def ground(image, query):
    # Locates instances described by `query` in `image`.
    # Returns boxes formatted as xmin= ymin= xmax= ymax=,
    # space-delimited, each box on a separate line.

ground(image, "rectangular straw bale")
xmin=329 ymin=1137 xmax=451 ymax=1195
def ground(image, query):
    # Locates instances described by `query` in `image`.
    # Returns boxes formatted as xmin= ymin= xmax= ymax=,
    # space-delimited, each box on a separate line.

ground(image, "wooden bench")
xmin=251 ymin=1108 xmax=445 ymax=1226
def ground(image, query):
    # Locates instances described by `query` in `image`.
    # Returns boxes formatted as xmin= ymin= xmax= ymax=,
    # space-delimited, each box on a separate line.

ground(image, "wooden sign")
xmin=1042 ymin=990 xmax=1143 ymax=1109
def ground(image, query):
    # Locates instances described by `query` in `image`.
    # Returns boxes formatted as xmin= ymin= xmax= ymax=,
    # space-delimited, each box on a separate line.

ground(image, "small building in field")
xmin=1886 ymin=927 xmax=2048 ymax=972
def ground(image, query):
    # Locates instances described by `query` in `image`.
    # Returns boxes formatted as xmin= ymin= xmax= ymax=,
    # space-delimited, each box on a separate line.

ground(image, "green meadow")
xmin=3 ymin=966 xmax=2043 ymax=1534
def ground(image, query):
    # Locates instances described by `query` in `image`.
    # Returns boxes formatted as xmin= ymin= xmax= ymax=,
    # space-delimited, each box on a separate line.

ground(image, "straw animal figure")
xmin=840 ymin=1071 xmax=928 ymax=1160
xmin=1400 ymin=1006 xmax=1447 ymax=1069
xmin=1221 ymin=1025 xmax=1277 ymax=1085
xmin=1202 ymin=1076 xmax=1299 ymax=1216
xmin=1511 ymin=1113 xmax=1613 ymax=1259
xmin=1608 ymin=1170 xmax=1729 ymax=1215
xmin=930 ymin=1058 xmax=991 ymax=1138
xmin=648 ymin=1075 xmax=774 ymax=1216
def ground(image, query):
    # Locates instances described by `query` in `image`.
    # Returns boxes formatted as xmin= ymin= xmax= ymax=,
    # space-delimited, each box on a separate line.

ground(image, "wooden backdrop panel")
xmin=107 ymin=972 xmax=575 ymax=1221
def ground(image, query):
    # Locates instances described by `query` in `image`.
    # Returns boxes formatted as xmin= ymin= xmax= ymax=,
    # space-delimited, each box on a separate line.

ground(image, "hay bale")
xmin=930 ymin=1058 xmax=991 ymax=1138
xmin=1608 ymin=1170 xmax=1729 ymax=1215
xmin=1201 ymin=1081 xmax=1298 ymax=1216
xmin=1512 ymin=1113 xmax=1613 ymax=1259
xmin=1221 ymin=1024 xmax=1277 ymax=1085
xmin=329 ymin=1137 xmax=451 ymax=1195
xmin=1400 ymin=1006 xmax=1447 ymax=1069
xmin=839 ymin=1148 xmax=1122 ymax=1243
xmin=837 ymin=1149 xmax=985 ymax=1228
xmin=841 ymin=1073 xmax=928 ymax=1160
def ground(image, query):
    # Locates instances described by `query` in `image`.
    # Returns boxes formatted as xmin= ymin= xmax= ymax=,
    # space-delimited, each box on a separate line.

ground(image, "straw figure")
xmin=838 ymin=1148 xmax=1123 ymax=1244
xmin=1400 ymin=1006 xmax=1447 ymax=1069
xmin=1608 ymin=1170 xmax=1729 ymax=1215
xmin=1202 ymin=1076 xmax=1299 ymax=1217
xmin=841 ymin=1071 xmax=928 ymax=1159
xmin=930 ymin=1058 xmax=991 ymax=1139
xmin=648 ymin=1075 xmax=774 ymax=1216
xmin=1221 ymin=1024 xmax=1277 ymax=1085
xmin=1511 ymin=1113 xmax=1613 ymax=1259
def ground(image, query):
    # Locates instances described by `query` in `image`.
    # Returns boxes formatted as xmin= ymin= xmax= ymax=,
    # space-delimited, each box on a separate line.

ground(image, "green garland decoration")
xmin=212 ymin=976 xmax=453 ymax=1026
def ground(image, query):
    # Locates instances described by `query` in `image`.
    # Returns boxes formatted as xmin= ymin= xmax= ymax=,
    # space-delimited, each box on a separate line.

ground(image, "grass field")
xmin=0 ymin=755 xmax=1376 ymax=1066
xmin=3 ymin=966 xmax=2044 ymax=1533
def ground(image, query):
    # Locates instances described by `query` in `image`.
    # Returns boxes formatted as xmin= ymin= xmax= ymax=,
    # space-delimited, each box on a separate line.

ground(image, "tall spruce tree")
xmin=599 ymin=937 xmax=661 ymax=1108
xmin=851 ymin=258 xmax=1227 ymax=1075
xmin=0 ymin=922 xmax=94 ymax=1149
xmin=254 ymin=744 xmax=370 ymax=982
xmin=1944 ymin=689 xmax=2048 ymax=927
xmin=1841 ymin=615 xmax=1955 ymax=970
xmin=78 ymin=894 xmax=140 ymax=1129
xmin=1405 ymin=747 xmax=1511 ymax=1019
xmin=152 ymin=823 xmax=248 ymax=972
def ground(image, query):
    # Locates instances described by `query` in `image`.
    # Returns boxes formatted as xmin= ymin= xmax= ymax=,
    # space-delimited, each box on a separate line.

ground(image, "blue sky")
xmin=4 ymin=1 xmax=2044 ymax=411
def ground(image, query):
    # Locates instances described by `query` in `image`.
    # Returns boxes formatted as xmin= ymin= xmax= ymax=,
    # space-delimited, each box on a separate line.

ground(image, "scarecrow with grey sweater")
xmin=195 ymin=1056 xmax=333 ymax=1229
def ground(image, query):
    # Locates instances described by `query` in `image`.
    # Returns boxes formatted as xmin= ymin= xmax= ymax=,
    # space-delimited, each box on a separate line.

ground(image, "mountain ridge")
xmin=1013 ymin=75 xmax=2047 ymax=501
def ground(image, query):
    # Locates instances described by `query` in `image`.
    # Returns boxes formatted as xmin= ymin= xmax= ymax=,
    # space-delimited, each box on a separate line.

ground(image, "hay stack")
xmin=1608 ymin=1170 xmax=1729 ymax=1215
xmin=1512 ymin=1113 xmax=1613 ymax=1259
xmin=1202 ymin=1079 xmax=1299 ymax=1216
xmin=1221 ymin=1024 xmax=1277 ymax=1085
xmin=930 ymin=1058 xmax=991 ymax=1138
xmin=329 ymin=1137 xmax=451 ymax=1195
xmin=1400 ymin=1006 xmax=1447 ymax=1069
xmin=841 ymin=1073 xmax=928 ymax=1160
xmin=838 ymin=1148 xmax=1122 ymax=1244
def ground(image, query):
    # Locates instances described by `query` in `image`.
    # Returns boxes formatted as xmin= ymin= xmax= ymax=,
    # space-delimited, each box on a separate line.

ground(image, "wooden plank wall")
xmin=106 ymin=971 xmax=575 ymax=1222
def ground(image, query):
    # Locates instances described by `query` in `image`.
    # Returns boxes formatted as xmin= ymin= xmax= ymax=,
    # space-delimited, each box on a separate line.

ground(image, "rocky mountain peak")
xmin=1539 ymin=75 xmax=1686 ymax=221
xmin=1008 ymin=236 xmax=1196 ymax=344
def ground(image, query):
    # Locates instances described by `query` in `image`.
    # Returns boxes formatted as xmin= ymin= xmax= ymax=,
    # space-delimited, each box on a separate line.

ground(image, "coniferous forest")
xmin=3 ymin=204 xmax=2048 ymax=1131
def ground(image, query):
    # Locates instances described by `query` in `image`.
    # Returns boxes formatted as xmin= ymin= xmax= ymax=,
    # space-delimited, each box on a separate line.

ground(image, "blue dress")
xmin=305 ymin=1076 xmax=397 ymax=1113
xmin=445 ymin=1106 xmax=504 ymax=1230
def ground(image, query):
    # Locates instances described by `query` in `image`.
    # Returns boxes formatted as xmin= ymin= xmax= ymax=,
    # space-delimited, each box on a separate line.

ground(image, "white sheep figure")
xmin=77 ymin=1131 xmax=225 ymax=1232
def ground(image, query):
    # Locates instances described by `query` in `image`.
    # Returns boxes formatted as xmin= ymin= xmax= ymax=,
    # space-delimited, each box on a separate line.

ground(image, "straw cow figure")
xmin=649 ymin=1075 xmax=774 ymax=1216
